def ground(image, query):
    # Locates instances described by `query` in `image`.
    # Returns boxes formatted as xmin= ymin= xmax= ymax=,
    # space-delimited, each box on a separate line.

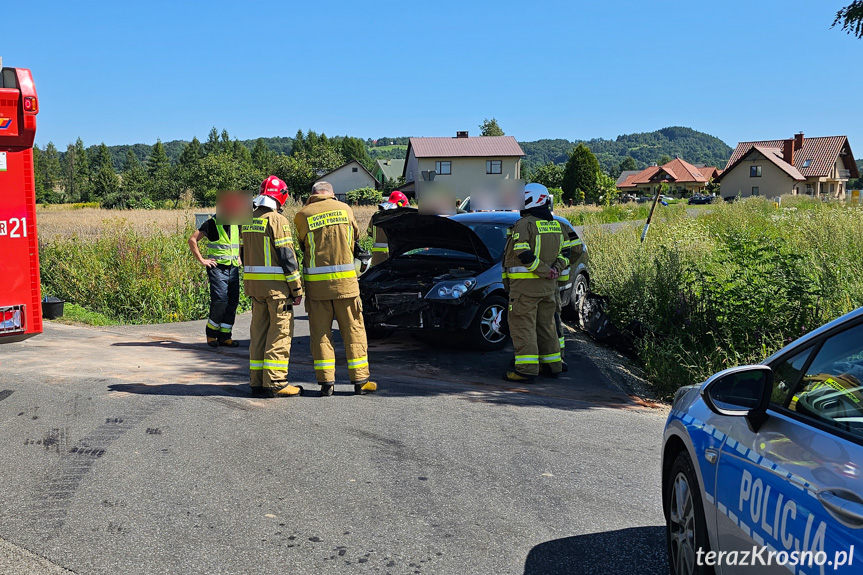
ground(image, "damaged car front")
xmin=359 ymin=210 xmax=510 ymax=350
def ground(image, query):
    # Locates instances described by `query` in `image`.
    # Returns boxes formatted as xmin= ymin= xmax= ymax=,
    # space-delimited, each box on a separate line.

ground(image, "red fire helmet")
xmin=387 ymin=190 xmax=409 ymax=207
xmin=259 ymin=175 xmax=289 ymax=206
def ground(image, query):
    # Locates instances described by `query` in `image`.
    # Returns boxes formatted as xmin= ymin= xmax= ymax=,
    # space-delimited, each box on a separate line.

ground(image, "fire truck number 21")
xmin=0 ymin=217 xmax=28 ymax=238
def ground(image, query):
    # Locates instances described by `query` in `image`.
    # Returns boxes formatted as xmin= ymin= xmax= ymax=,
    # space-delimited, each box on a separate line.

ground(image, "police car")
xmin=663 ymin=307 xmax=863 ymax=574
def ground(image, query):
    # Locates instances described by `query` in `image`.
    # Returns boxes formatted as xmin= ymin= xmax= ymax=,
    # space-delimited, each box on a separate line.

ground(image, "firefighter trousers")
xmin=554 ymin=289 xmax=566 ymax=359
xmin=306 ymin=296 xmax=370 ymax=384
xmin=206 ymin=266 xmax=240 ymax=341
xmin=249 ymin=294 xmax=294 ymax=388
xmin=508 ymin=291 xmax=561 ymax=376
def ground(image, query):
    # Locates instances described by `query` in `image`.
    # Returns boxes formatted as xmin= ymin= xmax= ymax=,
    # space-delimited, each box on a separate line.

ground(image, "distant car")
xmin=359 ymin=210 xmax=588 ymax=350
xmin=688 ymin=195 xmax=715 ymax=205
xmin=662 ymin=307 xmax=863 ymax=575
xmin=636 ymin=196 xmax=653 ymax=203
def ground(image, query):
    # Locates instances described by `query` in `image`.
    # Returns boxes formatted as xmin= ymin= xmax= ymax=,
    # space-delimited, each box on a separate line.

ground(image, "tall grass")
xmin=37 ymin=204 xmax=379 ymax=325
xmin=578 ymin=197 xmax=863 ymax=398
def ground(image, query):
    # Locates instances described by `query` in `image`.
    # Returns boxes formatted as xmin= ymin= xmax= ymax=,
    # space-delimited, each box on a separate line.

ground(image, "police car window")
xmin=786 ymin=322 xmax=863 ymax=439
xmin=771 ymin=346 xmax=815 ymax=406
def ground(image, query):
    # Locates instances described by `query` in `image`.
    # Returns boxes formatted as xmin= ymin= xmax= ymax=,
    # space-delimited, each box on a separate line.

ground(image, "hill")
xmin=76 ymin=127 xmax=731 ymax=175
xmin=520 ymin=127 xmax=734 ymax=173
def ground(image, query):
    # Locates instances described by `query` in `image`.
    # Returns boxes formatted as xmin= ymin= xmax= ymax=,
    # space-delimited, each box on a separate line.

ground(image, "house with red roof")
xmin=616 ymin=158 xmax=721 ymax=197
xmin=716 ymin=133 xmax=858 ymax=200
xmin=400 ymin=131 xmax=524 ymax=197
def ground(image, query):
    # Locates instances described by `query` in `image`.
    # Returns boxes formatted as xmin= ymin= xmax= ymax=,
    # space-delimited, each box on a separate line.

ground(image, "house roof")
xmin=313 ymin=159 xmax=377 ymax=183
xmin=616 ymin=170 xmax=641 ymax=186
xmin=617 ymin=158 xmax=712 ymax=188
xmin=373 ymin=159 xmax=405 ymax=182
xmin=724 ymin=136 xmax=858 ymax=179
xmin=698 ymin=166 xmax=721 ymax=180
xmin=717 ymin=145 xmax=806 ymax=182
xmin=406 ymin=135 xmax=525 ymax=159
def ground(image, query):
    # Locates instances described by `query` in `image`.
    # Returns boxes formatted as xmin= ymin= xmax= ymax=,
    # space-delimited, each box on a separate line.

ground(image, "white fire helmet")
xmin=524 ymin=183 xmax=550 ymax=210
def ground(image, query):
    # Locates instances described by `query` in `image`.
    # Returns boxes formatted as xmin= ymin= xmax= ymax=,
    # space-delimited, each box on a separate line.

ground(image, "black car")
xmin=359 ymin=210 xmax=589 ymax=350
xmin=687 ymin=194 xmax=715 ymax=205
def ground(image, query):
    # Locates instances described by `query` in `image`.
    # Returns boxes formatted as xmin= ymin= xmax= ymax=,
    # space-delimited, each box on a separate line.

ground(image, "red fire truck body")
xmin=0 ymin=65 xmax=41 ymax=343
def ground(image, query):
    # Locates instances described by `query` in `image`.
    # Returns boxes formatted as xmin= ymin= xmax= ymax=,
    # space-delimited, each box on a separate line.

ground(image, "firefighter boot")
xmin=264 ymin=384 xmax=303 ymax=398
xmin=219 ymin=338 xmax=239 ymax=348
xmin=354 ymin=381 xmax=377 ymax=395
xmin=207 ymin=337 xmax=220 ymax=348
xmin=504 ymin=371 xmax=535 ymax=383
xmin=320 ymin=383 xmax=334 ymax=397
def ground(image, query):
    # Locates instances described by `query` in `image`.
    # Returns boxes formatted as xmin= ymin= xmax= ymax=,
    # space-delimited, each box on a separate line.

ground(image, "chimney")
xmin=794 ymin=132 xmax=804 ymax=151
xmin=456 ymin=131 xmax=469 ymax=138
xmin=783 ymin=139 xmax=796 ymax=166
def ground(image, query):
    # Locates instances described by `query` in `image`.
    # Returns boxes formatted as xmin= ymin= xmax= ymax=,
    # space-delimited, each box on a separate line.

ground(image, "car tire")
xmin=467 ymin=295 xmax=508 ymax=351
xmin=666 ymin=451 xmax=714 ymax=575
xmin=562 ymin=273 xmax=589 ymax=321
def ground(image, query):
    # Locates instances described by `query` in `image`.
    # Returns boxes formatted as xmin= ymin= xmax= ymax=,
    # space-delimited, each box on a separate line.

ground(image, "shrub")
xmin=582 ymin=198 xmax=863 ymax=398
xmin=346 ymin=187 xmax=383 ymax=206
xmin=39 ymin=222 xmax=250 ymax=324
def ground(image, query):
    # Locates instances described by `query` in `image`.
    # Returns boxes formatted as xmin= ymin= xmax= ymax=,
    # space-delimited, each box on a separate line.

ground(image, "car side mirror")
xmin=701 ymin=365 xmax=773 ymax=432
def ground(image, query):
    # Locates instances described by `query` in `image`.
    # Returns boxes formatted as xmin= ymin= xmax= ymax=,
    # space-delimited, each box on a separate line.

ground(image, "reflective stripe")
xmin=505 ymin=266 xmax=541 ymax=280
xmin=250 ymin=360 xmax=263 ymax=371
xmin=371 ymin=242 xmax=388 ymax=253
xmin=244 ymin=265 xmax=287 ymax=281
xmin=264 ymin=237 xmax=272 ymax=267
xmin=314 ymin=359 xmax=336 ymax=371
xmin=263 ymin=360 xmax=289 ymax=371
xmin=372 ymin=243 xmax=388 ymax=248
xmin=515 ymin=355 xmax=539 ymax=364
xmin=303 ymin=270 xmax=356 ymax=281
xmin=303 ymin=262 xmax=357 ymax=282
xmin=540 ymin=353 xmax=561 ymax=363
xmin=371 ymin=247 xmax=388 ymax=253
xmin=207 ymin=243 xmax=240 ymax=250
xmin=303 ymin=263 xmax=355 ymax=275
xmin=274 ymin=237 xmax=293 ymax=247
xmin=219 ymin=324 xmax=232 ymax=333
xmin=207 ymin=319 xmax=220 ymax=330
xmin=559 ymin=337 xmax=565 ymax=349
xmin=525 ymin=257 xmax=540 ymax=272
xmin=513 ymin=242 xmax=530 ymax=250
xmin=307 ymin=230 xmax=316 ymax=269
xmin=285 ymin=271 xmax=301 ymax=282
xmin=347 ymin=357 xmax=368 ymax=369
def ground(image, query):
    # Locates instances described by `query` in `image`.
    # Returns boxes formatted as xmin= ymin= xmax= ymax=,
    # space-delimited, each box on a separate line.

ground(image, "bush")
xmin=582 ymin=198 xmax=863 ymax=398
xmin=346 ymin=187 xmax=383 ymax=206
xmin=39 ymin=222 xmax=251 ymax=324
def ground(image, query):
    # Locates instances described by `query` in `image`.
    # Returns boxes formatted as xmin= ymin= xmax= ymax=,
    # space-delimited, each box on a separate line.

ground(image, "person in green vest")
xmin=188 ymin=216 xmax=242 ymax=347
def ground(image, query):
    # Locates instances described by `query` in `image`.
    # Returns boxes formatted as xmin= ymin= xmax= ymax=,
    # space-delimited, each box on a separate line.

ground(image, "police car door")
xmin=714 ymin=319 xmax=863 ymax=574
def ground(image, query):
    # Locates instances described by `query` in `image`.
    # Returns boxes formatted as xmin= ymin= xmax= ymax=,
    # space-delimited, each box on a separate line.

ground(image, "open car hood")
xmin=372 ymin=209 xmax=494 ymax=264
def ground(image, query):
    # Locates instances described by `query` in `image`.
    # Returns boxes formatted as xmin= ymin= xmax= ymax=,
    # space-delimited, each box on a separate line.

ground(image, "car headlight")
xmin=427 ymin=278 xmax=477 ymax=300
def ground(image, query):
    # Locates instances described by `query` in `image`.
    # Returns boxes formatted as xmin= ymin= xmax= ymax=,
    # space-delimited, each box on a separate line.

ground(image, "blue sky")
xmin=6 ymin=0 xmax=861 ymax=152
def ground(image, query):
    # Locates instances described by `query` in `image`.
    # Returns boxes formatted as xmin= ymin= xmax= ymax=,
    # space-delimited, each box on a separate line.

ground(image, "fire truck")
xmin=0 ymin=61 xmax=41 ymax=342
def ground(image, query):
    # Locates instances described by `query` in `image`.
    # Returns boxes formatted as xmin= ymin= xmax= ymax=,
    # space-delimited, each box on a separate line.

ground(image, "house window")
xmin=806 ymin=184 xmax=814 ymax=195
xmin=751 ymin=187 xmax=759 ymax=196
xmin=486 ymin=160 xmax=502 ymax=174
xmin=802 ymin=159 xmax=812 ymax=168
xmin=352 ymin=167 xmax=358 ymax=173
xmin=435 ymin=161 xmax=451 ymax=175
xmin=750 ymin=166 xmax=762 ymax=177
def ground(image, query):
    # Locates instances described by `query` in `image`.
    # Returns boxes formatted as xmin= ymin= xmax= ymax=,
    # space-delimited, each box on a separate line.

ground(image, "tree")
xmin=339 ymin=136 xmax=372 ymax=168
xmin=40 ymin=142 xmax=62 ymax=201
xmin=63 ymin=138 xmax=91 ymax=202
xmin=619 ymin=156 xmax=638 ymax=173
xmin=528 ymin=161 xmax=564 ymax=189
xmin=597 ymin=171 xmax=619 ymax=206
xmin=146 ymin=140 xmax=172 ymax=201
xmin=204 ymin=127 xmax=221 ymax=155
xmin=251 ymin=138 xmax=274 ymax=171
xmin=105 ymin=148 xmax=152 ymax=209
xmin=479 ymin=118 xmax=504 ymax=137
xmin=179 ymin=137 xmax=204 ymax=167
xmin=91 ymin=143 xmax=120 ymax=201
xmin=658 ymin=155 xmax=673 ymax=166
xmin=562 ymin=144 xmax=600 ymax=204
xmin=834 ymin=2 xmax=863 ymax=38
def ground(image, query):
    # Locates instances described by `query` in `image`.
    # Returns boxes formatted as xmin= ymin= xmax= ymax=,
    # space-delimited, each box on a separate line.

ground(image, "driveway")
xmin=0 ymin=305 xmax=668 ymax=574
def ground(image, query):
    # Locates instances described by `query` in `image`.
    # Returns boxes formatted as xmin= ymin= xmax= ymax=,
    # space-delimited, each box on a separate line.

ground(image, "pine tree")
xmin=91 ymin=142 xmax=120 ymax=202
xmin=42 ymin=142 xmax=62 ymax=195
xmin=205 ymin=127 xmax=220 ymax=155
xmin=251 ymin=138 xmax=274 ymax=171
xmin=71 ymin=138 xmax=91 ymax=201
xmin=562 ymin=144 xmax=600 ymax=204
xmin=147 ymin=140 xmax=171 ymax=177
xmin=340 ymin=136 xmax=372 ymax=168
xmin=33 ymin=146 xmax=47 ymax=202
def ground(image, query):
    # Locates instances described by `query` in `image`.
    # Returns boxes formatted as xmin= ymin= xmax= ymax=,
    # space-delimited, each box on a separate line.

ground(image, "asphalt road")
xmin=0 ymin=306 xmax=668 ymax=575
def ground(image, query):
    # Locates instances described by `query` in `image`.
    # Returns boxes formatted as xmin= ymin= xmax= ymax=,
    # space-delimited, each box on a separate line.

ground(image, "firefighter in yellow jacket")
xmin=502 ymin=183 xmax=569 ymax=382
xmin=242 ymin=176 xmax=304 ymax=397
xmin=367 ymin=191 xmax=409 ymax=267
xmin=294 ymin=181 xmax=377 ymax=397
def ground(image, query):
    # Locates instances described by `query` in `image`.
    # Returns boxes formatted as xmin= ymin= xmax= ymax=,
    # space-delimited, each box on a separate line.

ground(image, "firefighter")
xmin=367 ymin=190 xmax=409 ymax=267
xmin=547 ymin=193 xmax=576 ymax=373
xmin=241 ymin=176 xmax=304 ymax=397
xmin=502 ymin=183 xmax=569 ymax=382
xmin=294 ymin=181 xmax=376 ymax=397
xmin=188 ymin=212 xmax=241 ymax=347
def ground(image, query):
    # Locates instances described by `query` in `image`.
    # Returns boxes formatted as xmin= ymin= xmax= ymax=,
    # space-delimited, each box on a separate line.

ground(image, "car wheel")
xmin=562 ymin=273 xmax=589 ymax=321
xmin=666 ymin=451 xmax=713 ymax=575
xmin=468 ymin=295 xmax=508 ymax=351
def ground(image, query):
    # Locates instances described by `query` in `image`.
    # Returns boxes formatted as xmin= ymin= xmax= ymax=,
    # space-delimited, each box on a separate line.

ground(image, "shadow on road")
xmin=107 ymin=382 xmax=250 ymax=397
xmin=523 ymin=526 xmax=667 ymax=575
